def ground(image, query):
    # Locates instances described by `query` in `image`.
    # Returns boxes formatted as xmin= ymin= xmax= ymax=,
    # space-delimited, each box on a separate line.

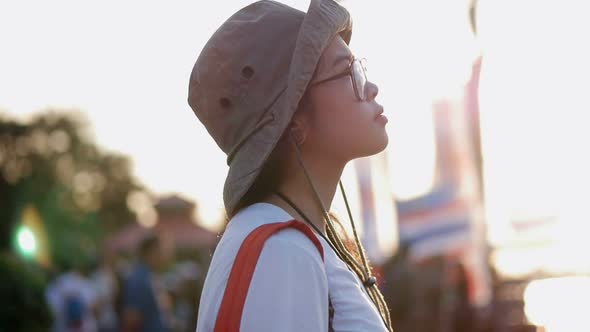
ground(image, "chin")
xmin=351 ymin=132 xmax=389 ymax=159
xmin=370 ymin=125 xmax=389 ymax=152
xmin=376 ymin=133 xmax=389 ymax=152
xmin=372 ymin=132 xmax=389 ymax=154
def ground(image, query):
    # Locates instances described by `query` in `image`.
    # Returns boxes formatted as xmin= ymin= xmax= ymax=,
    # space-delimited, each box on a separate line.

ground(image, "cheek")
xmin=308 ymin=91 xmax=379 ymax=156
xmin=309 ymin=89 xmax=356 ymax=139
xmin=309 ymin=87 xmax=388 ymax=159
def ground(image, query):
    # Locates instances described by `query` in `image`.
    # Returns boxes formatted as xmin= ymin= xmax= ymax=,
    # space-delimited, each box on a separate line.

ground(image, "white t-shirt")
xmin=91 ymin=268 xmax=118 ymax=329
xmin=47 ymin=272 xmax=98 ymax=332
xmin=195 ymin=203 xmax=388 ymax=332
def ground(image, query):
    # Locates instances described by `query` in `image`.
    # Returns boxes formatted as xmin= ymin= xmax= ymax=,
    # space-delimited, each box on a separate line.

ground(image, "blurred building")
xmin=105 ymin=195 xmax=217 ymax=256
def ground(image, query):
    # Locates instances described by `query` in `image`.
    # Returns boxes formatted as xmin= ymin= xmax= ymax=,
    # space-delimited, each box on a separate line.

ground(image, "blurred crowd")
xmin=42 ymin=239 xmax=490 ymax=332
xmin=43 ymin=234 xmax=203 ymax=332
xmin=1 ymin=230 xmax=538 ymax=332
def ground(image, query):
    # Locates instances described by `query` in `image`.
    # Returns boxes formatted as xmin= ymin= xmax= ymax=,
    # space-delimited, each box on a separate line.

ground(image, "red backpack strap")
xmin=213 ymin=220 xmax=324 ymax=332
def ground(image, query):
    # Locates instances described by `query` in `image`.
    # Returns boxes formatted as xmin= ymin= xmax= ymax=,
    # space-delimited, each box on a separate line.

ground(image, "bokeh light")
xmin=16 ymin=226 xmax=37 ymax=258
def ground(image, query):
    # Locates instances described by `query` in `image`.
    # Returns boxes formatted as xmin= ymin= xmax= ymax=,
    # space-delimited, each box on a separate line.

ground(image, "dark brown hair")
xmin=138 ymin=233 xmax=160 ymax=258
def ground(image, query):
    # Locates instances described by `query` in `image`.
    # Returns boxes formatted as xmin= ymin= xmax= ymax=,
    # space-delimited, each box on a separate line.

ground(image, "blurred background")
xmin=1 ymin=0 xmax=589 ymax=331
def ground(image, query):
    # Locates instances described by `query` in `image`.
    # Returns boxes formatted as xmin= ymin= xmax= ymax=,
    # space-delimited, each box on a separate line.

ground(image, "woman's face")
xmin=300 ymin=36 xmax=388 ymax=163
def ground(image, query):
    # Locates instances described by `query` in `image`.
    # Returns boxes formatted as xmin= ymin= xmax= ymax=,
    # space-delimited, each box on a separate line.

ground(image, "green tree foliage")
xmin=0 ymin=253 xmax=52 ymax=332
xmin=0 ymin=110 xmax=145 ymax=268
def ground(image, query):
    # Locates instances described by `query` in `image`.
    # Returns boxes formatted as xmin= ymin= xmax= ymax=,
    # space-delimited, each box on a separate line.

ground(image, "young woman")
xmin=188 ymin=0 xmax=393 ymax=331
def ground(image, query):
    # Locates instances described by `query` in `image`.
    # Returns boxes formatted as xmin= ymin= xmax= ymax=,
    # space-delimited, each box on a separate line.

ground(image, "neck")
xmin=266 ymin=157 xmax=345 ymax=233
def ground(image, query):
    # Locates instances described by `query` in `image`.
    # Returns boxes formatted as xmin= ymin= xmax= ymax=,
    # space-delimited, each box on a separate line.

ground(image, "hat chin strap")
xmin=290 ymin=133 xmax=372 ymax=276
xmin=288 ymin=134 xmax=393 ymax=331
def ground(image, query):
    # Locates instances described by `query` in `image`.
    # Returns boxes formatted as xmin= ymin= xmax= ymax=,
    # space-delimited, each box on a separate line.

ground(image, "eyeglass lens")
xmin=352 ymin=60 xmax=367 ymax=101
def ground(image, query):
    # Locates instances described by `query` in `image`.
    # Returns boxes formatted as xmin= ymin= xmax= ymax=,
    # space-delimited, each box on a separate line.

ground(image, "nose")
xmin=365 ymin=80 xmax=379 ymax=101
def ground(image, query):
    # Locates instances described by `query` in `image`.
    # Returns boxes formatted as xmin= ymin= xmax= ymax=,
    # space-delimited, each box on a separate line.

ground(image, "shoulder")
xmin=226 ymin=203 xmax=324 ymax=263
xmin=244 ymin=225 xmax=329 ymax=303
xmin=261 ymin=226 xmax=325 ymax=268
xmin=209 ymin=203 xmax=327 ymax=287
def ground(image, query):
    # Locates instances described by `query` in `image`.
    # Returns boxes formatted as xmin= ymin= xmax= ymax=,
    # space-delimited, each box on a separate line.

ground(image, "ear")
xmin=288 ymin=115 xmax=309 ymax=146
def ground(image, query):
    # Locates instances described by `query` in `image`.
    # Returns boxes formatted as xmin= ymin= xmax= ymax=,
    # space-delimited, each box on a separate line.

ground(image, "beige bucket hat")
xmin=188 ymin=0 xmax=352 ymax=216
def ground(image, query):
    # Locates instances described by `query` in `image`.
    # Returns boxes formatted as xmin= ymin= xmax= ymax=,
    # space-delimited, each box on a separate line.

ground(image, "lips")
xmin=374 ymin=107 xmax=384 ymax=120
xmin=374 ymin=106 xmax=388 ymax=125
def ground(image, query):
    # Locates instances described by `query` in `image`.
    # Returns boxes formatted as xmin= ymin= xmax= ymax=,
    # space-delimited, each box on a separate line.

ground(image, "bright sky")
xmin=0 ymin=0 xmax=478 ymax=231
xmin=477 ymin=0 xmax=590 ymax=288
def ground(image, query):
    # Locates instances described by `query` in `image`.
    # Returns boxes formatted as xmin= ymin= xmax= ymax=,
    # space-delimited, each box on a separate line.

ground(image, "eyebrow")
xmin=332 ymin=54 xmax=353 ymax=69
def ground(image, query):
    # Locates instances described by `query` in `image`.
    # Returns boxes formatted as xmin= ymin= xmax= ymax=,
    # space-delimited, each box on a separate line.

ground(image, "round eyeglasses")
xmin=310 ymin=57 xmax=368 ymax=101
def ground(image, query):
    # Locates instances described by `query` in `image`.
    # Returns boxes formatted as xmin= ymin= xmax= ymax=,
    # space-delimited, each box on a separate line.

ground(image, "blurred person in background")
xmin=449 ymin=262 xmax=473 ymax=332
xmin=46 ymin=260 xmax=99 ymax=332
xmin=91 ymin=249 xmax=119 ymax=332
xmin=411 ymin=256 xmax=446 ymax=332
xmin=170 ymin=262 xmax=201 ymax=332
xmin=121 ymin=234 xmax=172 ymax=332
xmin=381 ymin=244 xmax=416 ymax=332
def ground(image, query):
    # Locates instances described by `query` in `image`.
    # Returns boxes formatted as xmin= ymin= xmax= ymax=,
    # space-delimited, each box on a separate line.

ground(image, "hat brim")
xmin=223 ymin=0 xmax=352 ymax=216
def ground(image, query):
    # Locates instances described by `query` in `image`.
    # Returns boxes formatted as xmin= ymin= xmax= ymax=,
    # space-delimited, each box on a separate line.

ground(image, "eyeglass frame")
xmin=309 ymin=57 xmax=368 ymax=101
